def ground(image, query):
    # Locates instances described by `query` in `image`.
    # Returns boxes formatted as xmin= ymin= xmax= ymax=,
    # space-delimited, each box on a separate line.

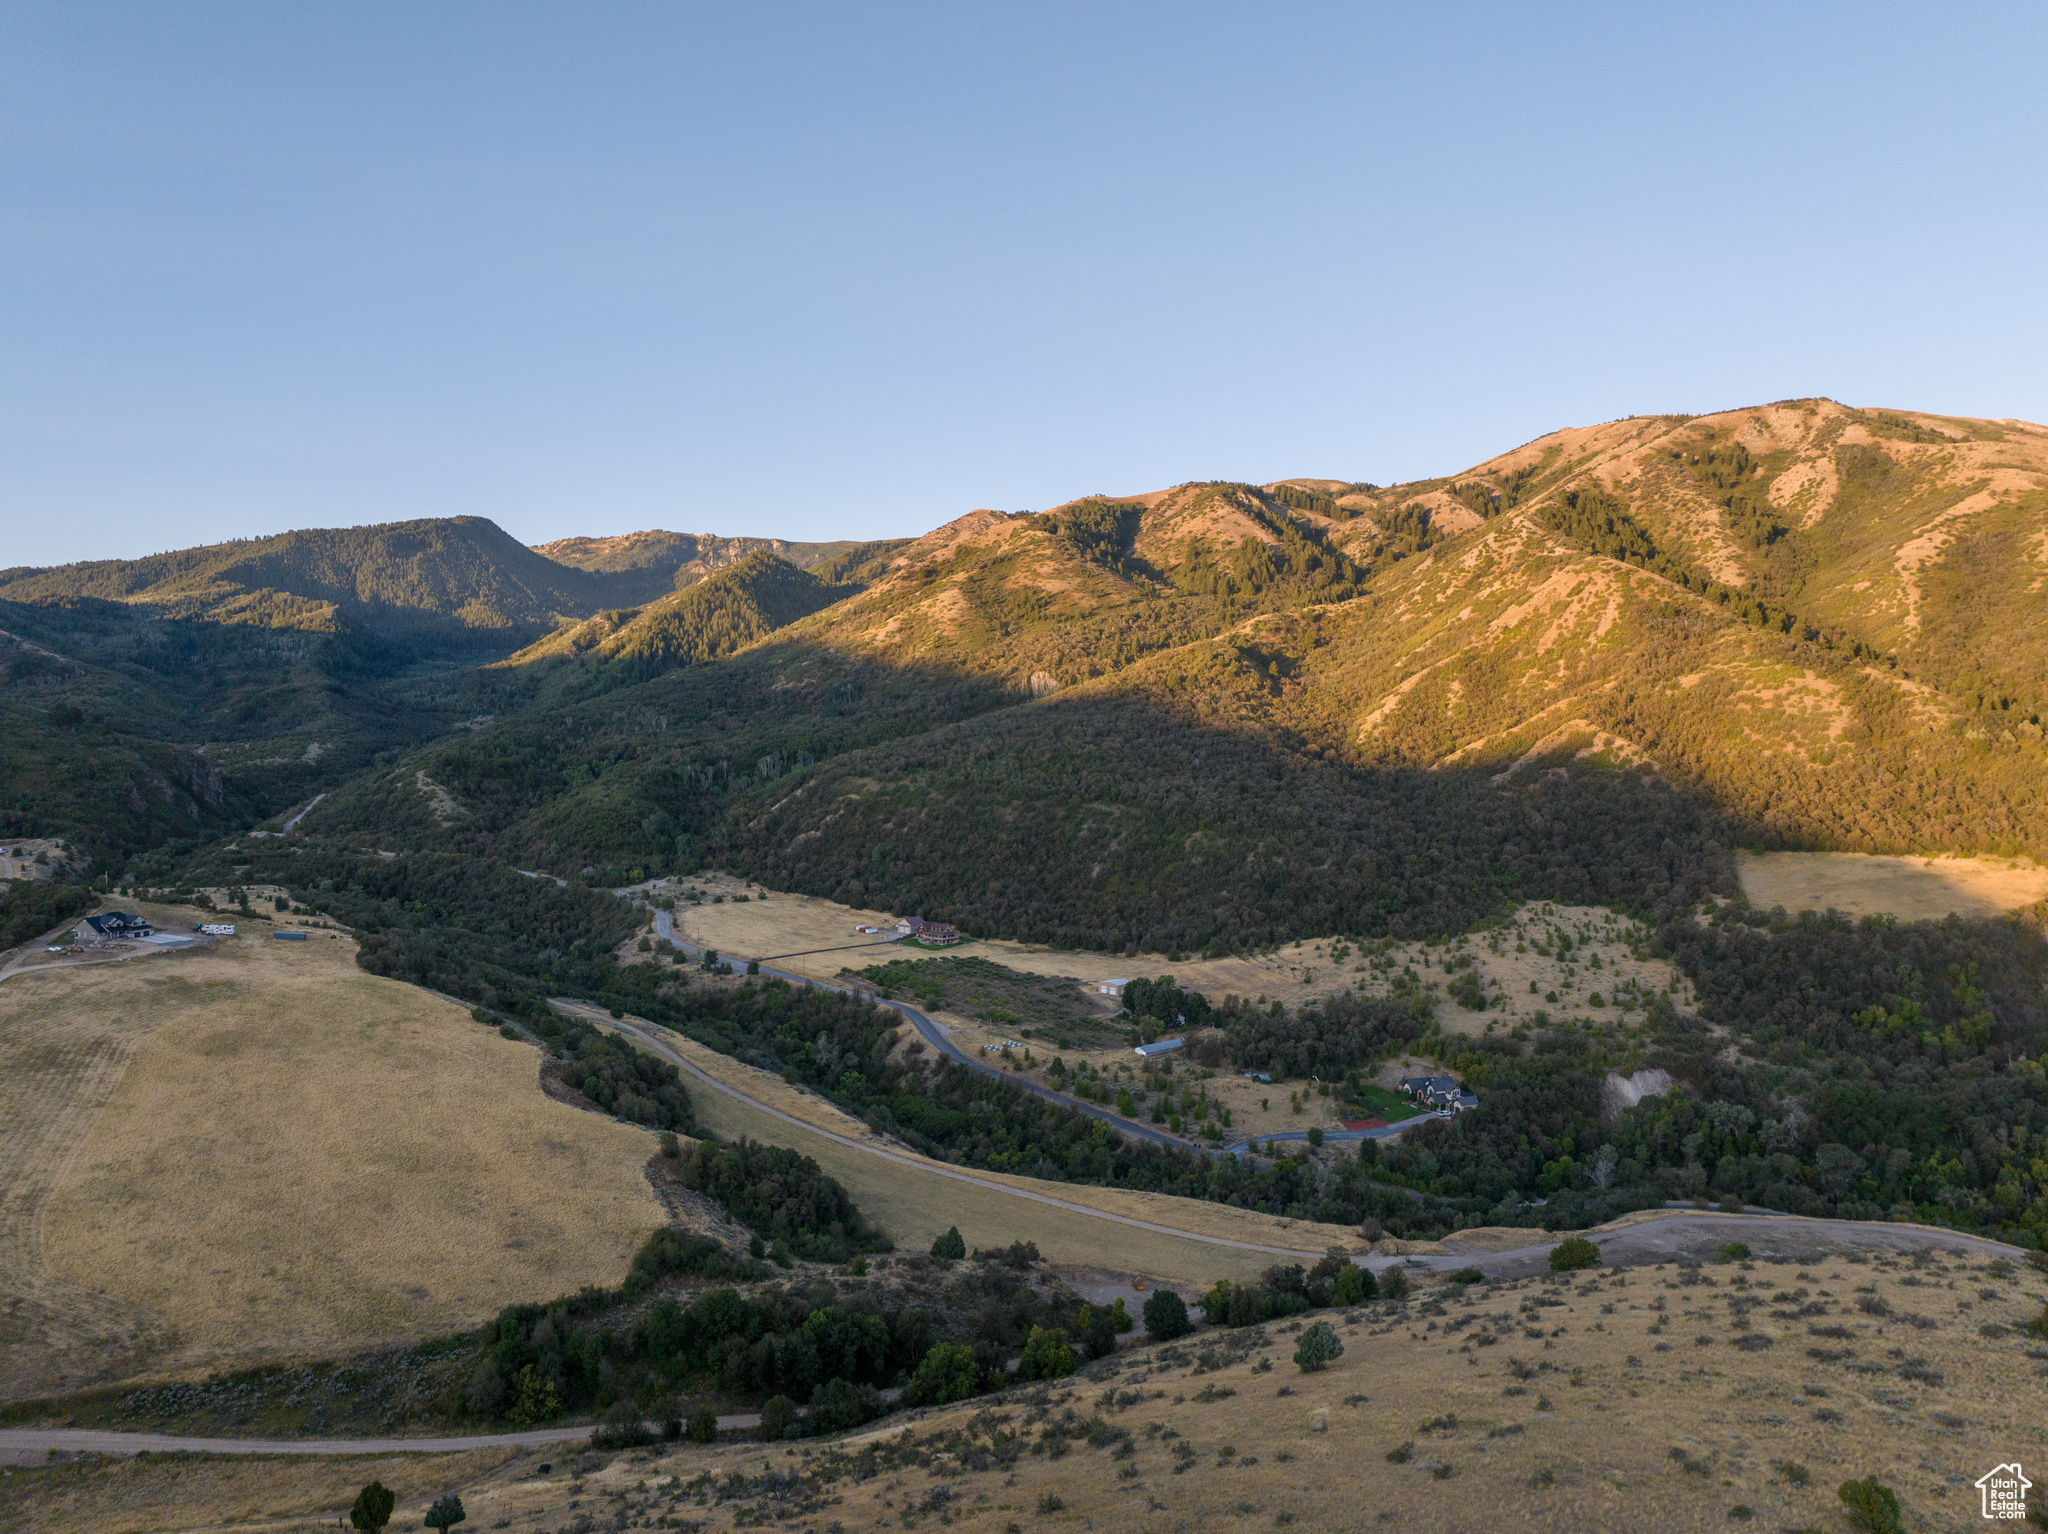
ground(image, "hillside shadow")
xmin=317 ymin=634 xmax=1738 ymax=954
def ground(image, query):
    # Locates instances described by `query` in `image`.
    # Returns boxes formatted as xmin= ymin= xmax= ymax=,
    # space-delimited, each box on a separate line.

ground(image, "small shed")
xmin=273 ymin=930 xmax=308 ymax=942
xmin=1098 ymin=978 xmax=1130 ymax=997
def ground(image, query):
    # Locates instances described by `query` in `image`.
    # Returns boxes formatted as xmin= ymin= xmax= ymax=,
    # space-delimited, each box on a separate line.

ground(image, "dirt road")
xmin=0 ymin=1411 xmax=763 ymax=1466
xmin=551 ymin=1000 xmax=1335 ymax=1260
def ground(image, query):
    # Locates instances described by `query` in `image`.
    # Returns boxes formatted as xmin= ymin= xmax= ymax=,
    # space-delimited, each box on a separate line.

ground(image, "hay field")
xmin=642 ymin=1024 xmax=1353 ymax=1286
xmin=1 ymin=916 xmax=664 ymax=1399
xmin=1738 ymin=849 xmax=2048 ymax=922
xmin=21 ymin=1245 xmax=2039 ymax=1534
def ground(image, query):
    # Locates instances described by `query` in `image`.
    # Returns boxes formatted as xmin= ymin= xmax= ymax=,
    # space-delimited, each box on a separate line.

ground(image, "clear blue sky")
xmin=5 ymin=3 xmax=2044 ymax=566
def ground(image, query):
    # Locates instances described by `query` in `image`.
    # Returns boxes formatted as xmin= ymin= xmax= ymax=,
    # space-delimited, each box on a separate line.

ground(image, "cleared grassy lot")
xmin=1 ymin=912 xmax=663 ymax=1400
xmin=1738 ymin=849 xmax=2048 ymax=922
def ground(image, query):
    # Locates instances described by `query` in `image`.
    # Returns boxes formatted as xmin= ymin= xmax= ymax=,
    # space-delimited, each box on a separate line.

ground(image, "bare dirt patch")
xmin=1 ymin=919 xmax=662 ymax=1400
xmin=0 ymin=838 xmax=78 ymax=882
xmin=1738 ymin=850 xmax=2048 ymax=922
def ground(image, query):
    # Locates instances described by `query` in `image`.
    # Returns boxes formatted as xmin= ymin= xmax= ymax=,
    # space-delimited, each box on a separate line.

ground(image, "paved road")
xmin=550 ymin=998 xmax=1335 ymax=1261
xmin=648 ymin=909 xmax=1189 ymax=1152
xmin=0 ymin=1411 xmax=764 ymax=1466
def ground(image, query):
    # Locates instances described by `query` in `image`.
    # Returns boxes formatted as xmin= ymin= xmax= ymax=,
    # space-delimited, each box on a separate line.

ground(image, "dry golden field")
xmin=0 ymin=910 xmax=665 ymax=1400
xmin=0 ymin=1446 xmax=509 ymax=1534
xmin=622 ymin=1018 xmax=1354 ymax=1285
xmin=669 ymin=877 xmax=1692 ymax=1028
xmin=12 ymin=1245 xmax=2042 ymax=1534
xmin=639 ymin=876 xmax=1700 ymax=1162
xmin=1738 ymin=850 xmax=2048 ymax=922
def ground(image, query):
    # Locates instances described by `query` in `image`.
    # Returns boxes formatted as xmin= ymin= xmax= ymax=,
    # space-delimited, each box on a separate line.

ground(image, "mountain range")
xmin=2 ymin=398 xmax=2043 ymax=925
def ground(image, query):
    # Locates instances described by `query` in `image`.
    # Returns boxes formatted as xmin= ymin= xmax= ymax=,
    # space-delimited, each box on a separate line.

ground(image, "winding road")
xmin=647 ymin=909 xmax=1436 ymax=1157
xmin=550 ymin=999 xmax=1338 ymax=1261
xmin=1 ymin=899 xmax=2024 ymax=1465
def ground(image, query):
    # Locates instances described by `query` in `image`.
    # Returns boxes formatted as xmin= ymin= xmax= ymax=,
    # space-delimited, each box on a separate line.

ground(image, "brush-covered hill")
xmin=532 ymin=530 xmax=884 ymax=606
xmin=288 ymin=400 xmax=2048 ymax=954
xmin=0 ymin=519 xmax=902 ymax=860
xmin=0 ymin=516 xmax=629 ymax=639
xmin=502 ymin=551 xmax=863 ymax=670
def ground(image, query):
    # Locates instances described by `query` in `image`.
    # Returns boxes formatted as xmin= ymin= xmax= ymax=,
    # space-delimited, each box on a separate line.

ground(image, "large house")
xmin=902 ymin=916 xmax=963 ymax=946
xmin=81 ymin=912 xmax=154 ymax=942
xmin=1398 ymin=1074 xmax=1479 ymax=1112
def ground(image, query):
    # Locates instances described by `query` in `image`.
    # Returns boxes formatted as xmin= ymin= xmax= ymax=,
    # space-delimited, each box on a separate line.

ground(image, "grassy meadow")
xmin=1738 ymin=849 xmax=2048 ymax=922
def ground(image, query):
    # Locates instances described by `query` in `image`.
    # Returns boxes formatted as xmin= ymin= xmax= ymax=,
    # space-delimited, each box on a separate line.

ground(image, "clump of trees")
xmin=677 ymin=1138 xmax=892 ymax=1263
xmin=0 ymin=878 xmax=96 ymax=949
xmin=460 ymin=1233 xmax=1119 ymax=1430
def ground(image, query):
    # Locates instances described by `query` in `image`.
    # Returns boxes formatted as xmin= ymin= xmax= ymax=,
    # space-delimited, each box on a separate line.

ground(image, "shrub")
xmin=1019 ymin=1325 xmax=1078 ymax=1381
xmin=1549 ymin=1237 xmax=1600 ymax=1272
xmin=348 ymin=1482 xmax=396 ymax=1533
xmin=810 ymin=1377 xmax=884 ymax=1433
xmin=909 ymin=1343 xmax=981 ymax=1405
xmin=931 ymin=1226 xmax=967 ymax=1261
xmin=1143 ymin=1288 xmax=1192 ymax=1339
xmin=1837 ymin=1477 xmax=1903 ymax=1534
xmin=1036 ymin=1492 xmax=1065 ymax=1515
xmin=1293 ymin=1321 xmax=1344 ymax=1372
xmin=1448 ymin=1267 xmax=1484 ymax=1285
xmin=686 ymin=1404 xmax=719 ymax=1442
xmin=759 ymin=1394 xmax=797 ymax=1441
xmin=1378 ymin=1266 xmax=1410 ymax=1302
xmin=1715 ymin=1241 xmax=1751 ymax=1263
xmin=1332 ymin=1264 xmax=1374 ymax=1305
xmin=1385 ymin=1441 xmax=1414 ymax=1464
xmin=1306 ymin=1126 xmax=1325 ymax=1147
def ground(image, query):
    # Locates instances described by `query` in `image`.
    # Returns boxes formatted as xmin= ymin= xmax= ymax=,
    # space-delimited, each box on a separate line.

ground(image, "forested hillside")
xmin=292 ymin=403 xmax=2046 ymax=953
xmin=106 ymin=399 xmax=2048 ymax=1251
xmin=0 ymin=595 xmax=467 ymax=862
xmin=0 ymin=516 xmax=623 ymax=638
xmin=502 ymin=551 xmax=861 ymax=672
xmin=0 ymin=521 xmax=894 ymax=862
